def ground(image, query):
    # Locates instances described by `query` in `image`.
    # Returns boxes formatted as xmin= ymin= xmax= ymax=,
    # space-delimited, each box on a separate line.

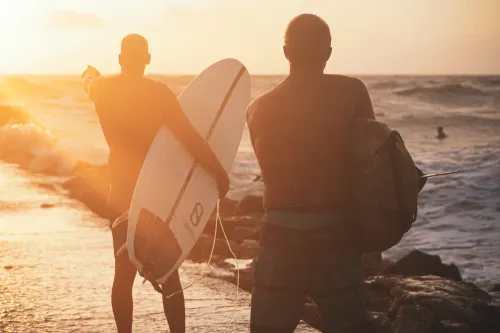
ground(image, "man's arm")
xmin=353 ymin=78 xmax=376 ymax=120
xmin=161 ymin=86 xmax=230 ymax=198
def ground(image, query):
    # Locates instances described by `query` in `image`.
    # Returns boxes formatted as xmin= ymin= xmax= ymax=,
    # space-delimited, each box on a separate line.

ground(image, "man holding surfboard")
xmin=82 ymin=34 xmax=230 ymax=333
xmin=247 ymin=14 xmax=375 ymax=333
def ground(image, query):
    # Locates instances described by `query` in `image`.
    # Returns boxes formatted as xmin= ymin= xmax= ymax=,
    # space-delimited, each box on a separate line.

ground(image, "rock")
xmin=203 ymin=215 xmax=261 ymax=242
xmin=233 ymin=195 xmax=264 ymax=216
xmin=33 ymin=182 xmax=57 ymax=192
xmin=438 ymin=321 xmax=473 ymax=333
xmin=62 ymin=164 xmax=109 ymax=218
xmin=3 ymin=265 xmax=13 ymax=270
xmin=0 ymin=104 xmax=39 ymax=126
xmin=382 ymin=250 xmax=462 ymax=281
xmin=232 ymin=226 xmax=260 ymax=243
xmin=491 ymin=284 xmax=500 ymax=293
xmin=71 ymin=160 xmax=101 ymax=174
xmin=253 ymin=173 xmax=263 ymax=182
xmin=363 ymin=252 xmax=382 ymax=277
xmin=212 ymin=265 xmax=254 ymax=293
xmin=394 ymin=305 xmax=435 ymax=333
xmin=188 ymin=234 xmax=243 ymax=263
xmin=239 ymin=240 xmax=259 ymax=259
xmin=40 ymin=203 xmax=55 ymax=209
xmin=217 ymin=270 xmax=499 ymax=333
xmin=218 ymin=198 xmax=238 ymax=217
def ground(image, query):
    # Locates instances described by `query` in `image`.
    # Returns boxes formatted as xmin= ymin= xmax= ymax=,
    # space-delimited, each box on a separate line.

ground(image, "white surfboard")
xmin=125 ymin=59 xmax=251 ymax=286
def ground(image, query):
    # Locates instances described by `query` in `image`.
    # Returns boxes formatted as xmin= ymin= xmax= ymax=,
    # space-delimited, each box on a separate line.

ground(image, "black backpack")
xmin=349 ymin=120 xmax=427 ymax=254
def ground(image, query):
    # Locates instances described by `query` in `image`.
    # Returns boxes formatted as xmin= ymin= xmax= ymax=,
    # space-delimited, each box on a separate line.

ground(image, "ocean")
xmin=0 ymin=74 xmax=499 ymax=332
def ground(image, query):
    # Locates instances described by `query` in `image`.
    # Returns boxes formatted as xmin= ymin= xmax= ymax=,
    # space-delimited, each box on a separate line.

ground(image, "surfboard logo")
xmin=190 ymin=203 xmax=204 ymax=227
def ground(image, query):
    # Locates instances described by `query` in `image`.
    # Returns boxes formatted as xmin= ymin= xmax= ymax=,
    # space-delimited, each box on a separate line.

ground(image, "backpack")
xmin=348 ymin=119 xmax=427 ymax=254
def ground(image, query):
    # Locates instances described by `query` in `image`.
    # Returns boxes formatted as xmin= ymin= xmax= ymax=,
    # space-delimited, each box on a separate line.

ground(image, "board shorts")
xmin=250 ymin=211 xmax=373 ymax=333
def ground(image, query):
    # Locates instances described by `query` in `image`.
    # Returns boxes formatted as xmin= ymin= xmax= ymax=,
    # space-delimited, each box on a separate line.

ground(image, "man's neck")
xmin=120 ymin=68 xmax=145 ymax=78
xmin=289 ymin=64 xmax=325 ymax=78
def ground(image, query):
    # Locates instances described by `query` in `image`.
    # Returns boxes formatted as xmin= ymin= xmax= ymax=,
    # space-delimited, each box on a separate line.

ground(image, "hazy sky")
xmin=1 ymin=0 xmax=499 ymax=75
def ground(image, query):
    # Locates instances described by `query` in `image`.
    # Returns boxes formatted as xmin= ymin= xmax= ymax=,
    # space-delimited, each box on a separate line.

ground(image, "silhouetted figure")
xmin=246 ymin=14 xmax=375 ymax=333
xmin=82 ymin=34 xmax=229 ymax=333
xmin=437 ymin=126 xmax=447 ymax=140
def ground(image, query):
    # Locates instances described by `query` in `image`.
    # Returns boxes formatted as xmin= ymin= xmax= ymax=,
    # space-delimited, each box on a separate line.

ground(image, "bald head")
xmin=119 ymin=34 xmax=151 ymax=76
xmin=284 ymin=14 xmax=332 ymax=68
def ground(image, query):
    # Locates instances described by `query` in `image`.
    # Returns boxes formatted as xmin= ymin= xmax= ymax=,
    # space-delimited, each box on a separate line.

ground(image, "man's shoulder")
xmin=324 ymin=74 xmax=366 ymax=89
xmin=144 ymin=77 xmax=173 ymax=94
xmin=247 ymin=81 xmax=284 ymax=115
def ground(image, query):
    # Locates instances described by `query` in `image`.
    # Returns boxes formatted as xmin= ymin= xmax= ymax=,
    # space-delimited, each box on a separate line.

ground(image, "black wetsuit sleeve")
xmin=354 ymin=79 xmax=376 ymax=120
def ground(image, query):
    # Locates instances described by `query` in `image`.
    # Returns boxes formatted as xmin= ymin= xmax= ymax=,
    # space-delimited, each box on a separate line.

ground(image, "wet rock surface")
xmin=62 ymin=163 xmax=500 ymax=332
xmin=382 ymin=250 xmax=462 ymax=281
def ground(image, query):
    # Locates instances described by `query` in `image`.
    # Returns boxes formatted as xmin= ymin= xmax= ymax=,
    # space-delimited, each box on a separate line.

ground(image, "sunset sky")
xmin=0 ymin=0 xmax=499 ymax=75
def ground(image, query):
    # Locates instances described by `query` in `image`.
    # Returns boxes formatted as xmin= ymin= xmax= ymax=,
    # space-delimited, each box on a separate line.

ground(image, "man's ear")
xmin=118 ymin=54 xmax=122 ymax=66
xmin=326 ymin=47 xmax=332 ymax=61
xmin=283 ymin=46 xmax=290 ymax=61
xmin=146 ymin=54 xmax=151 ymax=65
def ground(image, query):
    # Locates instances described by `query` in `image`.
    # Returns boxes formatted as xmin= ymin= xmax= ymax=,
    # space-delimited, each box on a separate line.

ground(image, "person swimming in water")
xmin=437 ymin=126 xmax=447 ymax=140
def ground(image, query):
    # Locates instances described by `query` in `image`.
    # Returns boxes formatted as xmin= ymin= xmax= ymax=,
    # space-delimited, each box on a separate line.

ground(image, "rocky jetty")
xmin=62 ymin=163 xmax=500 ymax=333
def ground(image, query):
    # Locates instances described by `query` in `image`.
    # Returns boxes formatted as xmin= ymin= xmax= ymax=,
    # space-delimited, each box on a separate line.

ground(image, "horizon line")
xmin=1 ymin=72 xmax=499 ymax=77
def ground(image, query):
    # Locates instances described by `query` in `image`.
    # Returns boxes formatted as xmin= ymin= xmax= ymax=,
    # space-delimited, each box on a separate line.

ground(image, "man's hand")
xmin=82 ymin=65 xmax=101 ymax=79
xmin=82 ymin=65 xmax=101 ymax=96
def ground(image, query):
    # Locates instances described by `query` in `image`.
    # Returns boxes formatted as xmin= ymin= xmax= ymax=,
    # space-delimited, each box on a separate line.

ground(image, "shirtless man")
xmin=82 ymin=34 xmax=229 ymax=333
xmin=247 ymin=14 xmax=375 ymax=333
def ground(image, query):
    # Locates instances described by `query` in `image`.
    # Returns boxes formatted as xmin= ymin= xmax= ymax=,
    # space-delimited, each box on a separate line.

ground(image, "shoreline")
xmin=0 ymin=163 xmax=316 ymax=332
xmin=2 ymin=151 xmax=500 ymax=332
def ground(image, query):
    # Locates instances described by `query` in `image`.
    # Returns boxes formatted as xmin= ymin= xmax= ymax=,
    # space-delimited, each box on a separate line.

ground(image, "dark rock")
xmin=369 ymin=312 xmax=394 ymax=333
xmin=491 ymin=284 xmax=500 ymax=292
xmin=363 ymin=252 xmax=395 ymax=278
xmin=0 ymin=104 xmax=40 ymax=126
xmin=239 ymin=240 xmax=259 ymax=259
xmin=438 ymin=321 xmax=473 ymax=333
xmin=382 ymin=250 xmax=462 ymax=281
xmin=218 ymin=271 xmax=499 ymax=333
xmin=188 ymin=234 xmax=243 ymax=263
xmin=71 ymin=160 xmax=103 ymax=174
xmin=394 ymin=305 xmax=435 ymax=333
xmin=253 ymin=174 xmax=263 ymax=182
xmin=40 ymin=203 xmax=55 ymax=209
xmin=63 ymin=164 xmax=109 ymax=218
xmin=33 ymin=182 xmax=58 ymax=192
xmin=232 ymin=226 xmax=260 ymax=243
xmin=218 ymin=198 xmax=238 ymax=217
xmin=3 ymin=265 xmax=13 ymax=270
xmin=203 ymin=215 xmax=261 ymax=241
xmin=233 ymin=195 xmax=264 ymax=216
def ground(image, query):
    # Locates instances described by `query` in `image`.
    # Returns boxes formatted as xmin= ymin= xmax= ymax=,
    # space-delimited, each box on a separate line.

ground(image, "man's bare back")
xmin=247 ymin=73 xmax=375 ymax=211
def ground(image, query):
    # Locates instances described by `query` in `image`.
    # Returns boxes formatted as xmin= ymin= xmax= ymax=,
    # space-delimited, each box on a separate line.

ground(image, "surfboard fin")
xmin=115 ymin=243 xmax=128 ymax=257
xmin=111 ymin=211 xmax=129 ymax=229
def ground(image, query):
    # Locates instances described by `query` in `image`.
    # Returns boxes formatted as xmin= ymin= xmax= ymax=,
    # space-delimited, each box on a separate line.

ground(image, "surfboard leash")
xmin=162 ymin=200 xmax=241 ymax=332
xmin=216 ymin=200 xmax=241 ymax=333
xmin=163 ymin=205 xmax=219 ymax=299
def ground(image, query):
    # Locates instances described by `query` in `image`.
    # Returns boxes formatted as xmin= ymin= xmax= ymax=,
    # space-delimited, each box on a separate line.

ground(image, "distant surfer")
xmin=437 ymin=126 xmax=447 ymax=140
xmin=247 ymin=14 xmax=375 ymax=333
xmin=82 ymin=34 xmax=229 ymax=333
